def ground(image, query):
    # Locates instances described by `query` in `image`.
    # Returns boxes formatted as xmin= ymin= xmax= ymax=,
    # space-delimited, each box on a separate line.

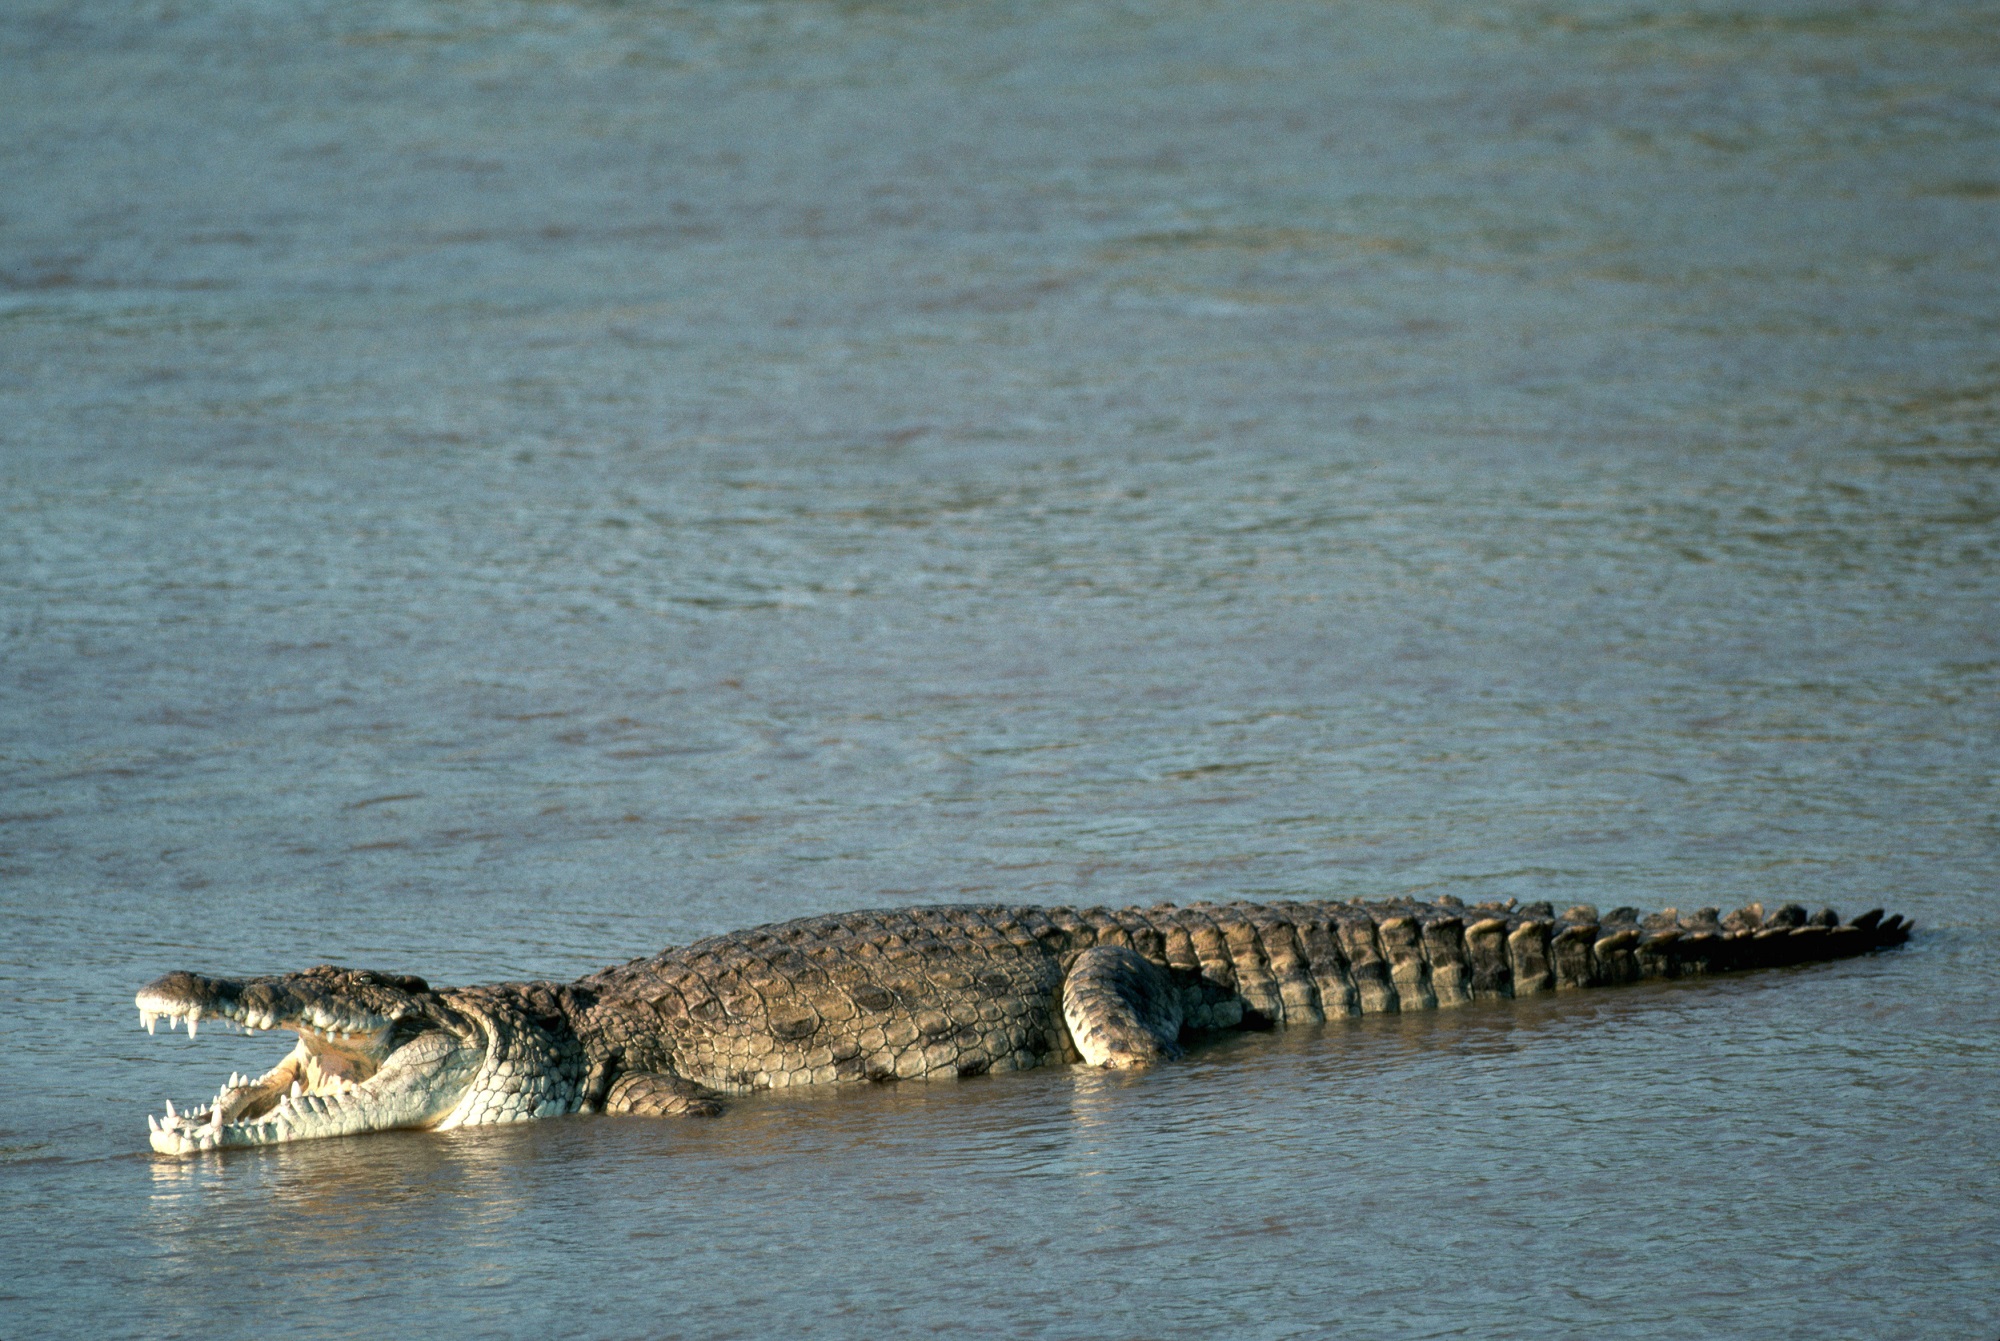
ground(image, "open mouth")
xmin=136 ymin=969 xmax=483 ymax=1154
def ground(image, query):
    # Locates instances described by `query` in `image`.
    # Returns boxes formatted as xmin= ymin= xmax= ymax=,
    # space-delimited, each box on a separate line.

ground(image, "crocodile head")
xmin=134 ymin=966 xmax=491 ymax=1153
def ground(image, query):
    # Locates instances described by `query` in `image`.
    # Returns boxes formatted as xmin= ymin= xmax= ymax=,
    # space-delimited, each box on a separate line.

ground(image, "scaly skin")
xmin=136 ymin=896 xmax=1910 ymax=1153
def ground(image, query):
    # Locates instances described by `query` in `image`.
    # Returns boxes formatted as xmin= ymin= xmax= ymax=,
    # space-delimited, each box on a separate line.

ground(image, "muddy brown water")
xmin=2 ymin=0 xmax=1996 ymax=1335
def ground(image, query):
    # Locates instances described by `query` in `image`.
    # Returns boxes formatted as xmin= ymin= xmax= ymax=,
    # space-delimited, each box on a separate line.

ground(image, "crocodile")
xmin=136 ymin=896 xmax=1911 ymax=1153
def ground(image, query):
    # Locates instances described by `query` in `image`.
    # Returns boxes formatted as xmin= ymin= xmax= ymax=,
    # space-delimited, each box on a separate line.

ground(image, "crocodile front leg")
xmin=604 ymin=1072 xmax=726 ymax=1117
xmin=1062 ymin=946 xmax=1184 ymax=1069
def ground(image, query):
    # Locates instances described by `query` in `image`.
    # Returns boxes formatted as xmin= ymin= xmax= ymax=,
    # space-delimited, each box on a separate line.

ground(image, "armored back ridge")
xmin=137 ymin=897 xmax=1910 ymax=1152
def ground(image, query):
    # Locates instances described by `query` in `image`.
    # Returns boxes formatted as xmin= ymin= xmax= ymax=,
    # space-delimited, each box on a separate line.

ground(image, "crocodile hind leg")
xmin=1062 ymin=945 xmax=1185 ymax=1069
xmin=604 ymin=1072 xmax=725 ymax=1117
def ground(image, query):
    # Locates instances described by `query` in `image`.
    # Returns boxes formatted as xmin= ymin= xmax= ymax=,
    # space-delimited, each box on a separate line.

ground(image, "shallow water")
xmin=3 ymin=0 xmax=1997 ymax=1335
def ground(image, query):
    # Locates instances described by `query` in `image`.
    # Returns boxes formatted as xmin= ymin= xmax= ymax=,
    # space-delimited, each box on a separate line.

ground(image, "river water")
xmin=3 ymin=0 xmax=1996 ymax=1335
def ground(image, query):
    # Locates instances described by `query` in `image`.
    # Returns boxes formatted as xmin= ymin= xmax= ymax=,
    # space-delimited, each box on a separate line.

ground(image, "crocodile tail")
xmin=1646 ymin=904 xmax=1913 ymax=980
xmin=1234 ymin=901 xmax=1911 ymax=1020
xmin=1546 ymin=902 xmax=1909 ymax=999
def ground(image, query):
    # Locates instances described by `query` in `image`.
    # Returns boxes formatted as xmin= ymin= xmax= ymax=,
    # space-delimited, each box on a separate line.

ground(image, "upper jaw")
xmin=135 ymin=970 xmax=401 ymax=1042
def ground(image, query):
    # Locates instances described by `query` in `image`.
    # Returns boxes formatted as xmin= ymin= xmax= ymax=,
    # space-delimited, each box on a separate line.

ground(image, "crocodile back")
xmin=572 ymin=899 xmax=1902 ymax=1095
xmin=580 ymin=906 xmax=1077 ymax=1092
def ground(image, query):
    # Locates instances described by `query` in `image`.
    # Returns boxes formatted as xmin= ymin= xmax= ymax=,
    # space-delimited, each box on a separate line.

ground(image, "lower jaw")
xmin=151 ymin=1110 xmax=356 ymax=1153
xmin=149 ymin=1083 xmax=486 ymax=1153
xmin=149 ymin=1086 xmax=412 ymax=1152
xmin=148 ymin=1044 xmax=489 ymax=1152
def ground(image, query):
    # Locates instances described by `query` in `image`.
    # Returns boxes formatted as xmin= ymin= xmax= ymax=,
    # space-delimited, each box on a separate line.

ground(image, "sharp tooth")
xmin=145 ymin=1013 xmax=157 ymax=1035
xmin=186 ymin=1017 xmax=198 ymax=1039
xmin=148 ymin=1114 xmax=161 ymax=1132
xmin=289 ymin=1081 xmax=301 ymax=1100
xmin=164 ymin=1099 xmax=175 ymax=1119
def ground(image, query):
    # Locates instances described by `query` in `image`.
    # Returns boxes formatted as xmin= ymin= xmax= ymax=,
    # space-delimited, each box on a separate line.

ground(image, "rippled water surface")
xmin=3 ymin=0 xmax=1997 ymax=1335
